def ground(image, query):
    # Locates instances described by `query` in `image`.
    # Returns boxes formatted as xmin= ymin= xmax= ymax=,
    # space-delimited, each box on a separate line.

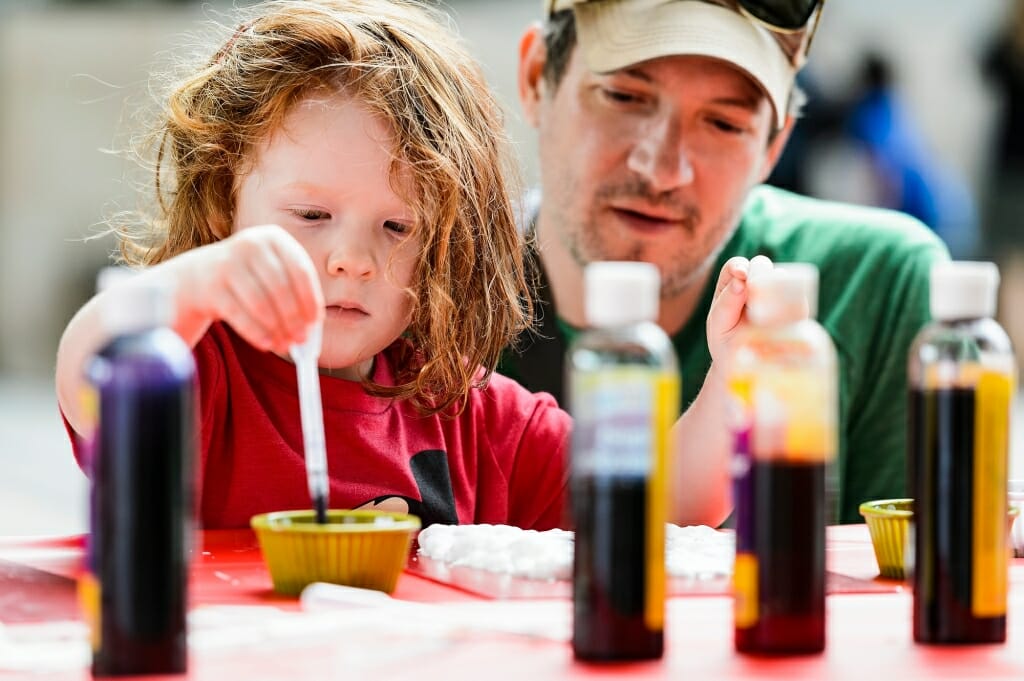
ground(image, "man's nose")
xmin=626 ymin=114 xmax=694 ymax=192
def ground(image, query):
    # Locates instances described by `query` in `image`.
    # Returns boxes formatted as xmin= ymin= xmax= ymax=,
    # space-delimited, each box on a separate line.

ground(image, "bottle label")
xmin=572 ymin=368 xmax=677 ymax=630
xmin=972 ymin=370 xmax=1013 ymax=617
xmin=644 ymin=374 xmax=676 ymax=629
xmin=729 ymin=367 xmax=835 ymax=464
xmin=79 ymin=385 xmax=98 ymax=430
xmin=78 ymin=571 xmax=101 ymax=653
xmin=77 ymin=385 xmax=99 ymax=470
xmin=733 ymin=552 xmax=758 ymax=628
xmin=571 ymin=368 xmax=676 ymax=476
xmin=78 ymin=384 xmax=101 ymax=656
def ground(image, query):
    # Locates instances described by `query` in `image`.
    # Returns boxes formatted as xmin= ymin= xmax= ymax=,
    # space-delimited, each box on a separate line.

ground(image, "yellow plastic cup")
xmin=1009 ymin=480 xmax=1024 ymax=558
xmin=859 ymin=499 xmax=913 ymax=579
xmin=860 ymin=498 xmax=1019 ymax=580
xmin=251 ymin=509 xmax=420 ymax=596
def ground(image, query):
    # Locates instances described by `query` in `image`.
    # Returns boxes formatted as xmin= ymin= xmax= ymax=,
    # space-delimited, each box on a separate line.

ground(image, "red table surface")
xmin=3 ymin=525 xmax=1024 ymax=680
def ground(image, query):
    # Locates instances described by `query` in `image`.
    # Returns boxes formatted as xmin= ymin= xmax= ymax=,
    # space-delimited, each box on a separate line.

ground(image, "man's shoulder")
xmin=739 ymin=186 xmax=949 ymax=330
xmin=743 ymin=185 xmax=947 ymax=259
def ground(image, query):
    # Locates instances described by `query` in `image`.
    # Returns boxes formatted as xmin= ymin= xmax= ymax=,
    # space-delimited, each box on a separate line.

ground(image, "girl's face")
xmin=233 ymin=92 xmax=421 ymax=380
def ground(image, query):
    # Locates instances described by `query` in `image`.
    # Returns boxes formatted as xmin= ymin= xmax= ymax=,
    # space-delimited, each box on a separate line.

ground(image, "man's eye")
xmin=710 ymin=118 xmax=744 ymax=134
xmin=292 ymin=208 xmax=330 ymax=221
xmin=601 ymin=88 xmax=642 ymax=105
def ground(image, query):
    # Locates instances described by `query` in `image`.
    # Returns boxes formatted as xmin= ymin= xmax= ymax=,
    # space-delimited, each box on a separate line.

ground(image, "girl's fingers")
xmin=221 ymin=225 xmax=324 ymax=347
xmin=269 ymin=234 xmax=324 ymax=338
xmin=216 ymin=275 xmax=281 ymax=352
xmin=708 ymin=271 xmax=748 ymax=341
xmin=714 ymin=256 xmax=751 ymax=297
xmin=222 ymin=245 xmax=310 ymax=352
xmin=710 ymin=254 xmax=773 ymax=328
xmin=709 ymin=258 xmax=752 ymax=330
xmin=248 ymin=243 xmax=314 ymax=345
xmin=707 ymin=256 xmax=778 ymax=364
xmin=229 ymin=238 xmax=293 ymax=348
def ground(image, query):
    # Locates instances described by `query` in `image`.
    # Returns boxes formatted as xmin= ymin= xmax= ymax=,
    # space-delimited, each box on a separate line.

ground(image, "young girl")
xmin=56 ymin=0 xmax=573 ymax=530
xmin=57 ymin=0 xmax=758 ymax=531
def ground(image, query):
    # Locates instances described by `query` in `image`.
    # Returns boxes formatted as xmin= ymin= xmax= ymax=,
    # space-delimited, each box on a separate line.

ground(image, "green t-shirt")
xmin=500 ymin=185 xmax=950 ymax=523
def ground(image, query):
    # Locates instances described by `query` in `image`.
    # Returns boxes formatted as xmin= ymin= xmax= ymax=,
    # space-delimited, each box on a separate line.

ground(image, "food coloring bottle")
xmin=80 ymin=280 xmax=195 ymax=675
xmin=567 ymin=261 xmax=679 ymax=661
xmin=729 ymin=265 xmax=836 ymax=655
xmin=909 ymin=261 xmax=1015 ymax=644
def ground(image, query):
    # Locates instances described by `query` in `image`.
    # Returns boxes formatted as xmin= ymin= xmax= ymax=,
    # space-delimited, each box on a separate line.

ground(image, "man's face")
xmin=524 ymin=42 xmax=789 ymax=298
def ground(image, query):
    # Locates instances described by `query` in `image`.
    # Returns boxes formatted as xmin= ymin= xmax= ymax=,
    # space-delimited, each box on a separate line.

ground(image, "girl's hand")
xmin=182 ymin=224 xmax=324 ymax=354
xmin=706 ymin=255 xmax=773 ymax=365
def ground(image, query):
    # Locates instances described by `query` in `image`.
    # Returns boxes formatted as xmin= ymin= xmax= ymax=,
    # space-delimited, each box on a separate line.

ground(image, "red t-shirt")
xmin=69 ymin=323 xmax=571 ymax=530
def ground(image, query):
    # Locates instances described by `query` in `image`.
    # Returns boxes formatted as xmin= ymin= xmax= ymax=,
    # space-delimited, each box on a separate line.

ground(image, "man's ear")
xmin=758 ymin=114 xmax=797 ymax=182
xmin=518 ymin=23 xmax=547 ymax=128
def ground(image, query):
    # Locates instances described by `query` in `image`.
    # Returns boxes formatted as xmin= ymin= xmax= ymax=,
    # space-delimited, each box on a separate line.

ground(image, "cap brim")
xmin=572 ymin=0 xmax=795 ymax=129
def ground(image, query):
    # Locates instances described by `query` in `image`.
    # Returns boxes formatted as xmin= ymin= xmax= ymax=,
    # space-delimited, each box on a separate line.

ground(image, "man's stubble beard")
xmin=559 ymin=180 xmax=740 ymax=300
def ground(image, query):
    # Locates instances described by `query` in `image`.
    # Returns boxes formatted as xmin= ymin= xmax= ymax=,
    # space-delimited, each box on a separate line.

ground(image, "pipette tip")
xmin=314 ymin=494 xmax=328 ymax=524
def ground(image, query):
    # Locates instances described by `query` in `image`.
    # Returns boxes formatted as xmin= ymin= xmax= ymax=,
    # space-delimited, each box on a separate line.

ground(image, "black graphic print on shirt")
xmin=359 ymin=449 xmax=458 ymax=527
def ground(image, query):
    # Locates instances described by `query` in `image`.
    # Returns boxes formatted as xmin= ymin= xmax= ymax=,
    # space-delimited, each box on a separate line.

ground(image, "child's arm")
xmin=56 ymin=224 xmax=323 ymax=438
xmin=668 ymin=256 xmax=755 ymax=527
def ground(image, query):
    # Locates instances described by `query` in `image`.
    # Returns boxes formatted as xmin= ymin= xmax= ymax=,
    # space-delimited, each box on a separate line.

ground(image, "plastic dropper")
xmin=290 ymin=322 xmax=329 ymax=524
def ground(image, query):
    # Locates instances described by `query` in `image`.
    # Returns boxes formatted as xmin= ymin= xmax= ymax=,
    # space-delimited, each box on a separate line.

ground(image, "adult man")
xmin=503 ymin=0 xmax=949 ymax=524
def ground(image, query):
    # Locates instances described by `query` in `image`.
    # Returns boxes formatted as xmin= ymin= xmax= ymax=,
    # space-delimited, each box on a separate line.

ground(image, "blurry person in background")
xmin=503 ymin=0 xmax=950 ymax=524
xmin=766 ymin=67 xmax=847 ymax=196
xmin=844 ymin=51 xmax=978 ymax=258
xmin=982 ymin=0 xmax=1024 ymax=354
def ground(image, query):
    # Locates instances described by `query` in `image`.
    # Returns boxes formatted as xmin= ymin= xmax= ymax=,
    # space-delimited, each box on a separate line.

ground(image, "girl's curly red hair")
xmin=116 ymin=0 xmax=532 ymax=415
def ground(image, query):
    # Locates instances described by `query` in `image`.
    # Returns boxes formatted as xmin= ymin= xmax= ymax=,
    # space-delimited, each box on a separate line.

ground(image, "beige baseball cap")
xmin=548 ymin=0 xmax=799 ymax=129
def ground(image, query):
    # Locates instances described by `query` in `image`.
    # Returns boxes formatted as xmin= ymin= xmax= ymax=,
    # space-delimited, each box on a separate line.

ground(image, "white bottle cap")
xmin=930 ymin=261 xmax=999 ymax=320
xmin=95 ymin=265 xmax=137 ymax=293
xmin=775 ymin=262 xmax=819 ymax=319
xmin=100 ymin=278 xmax=175 ymax=337
xmin=747 ymin=255 xmax=774 ymax=282
xmin=746 ymin=267 xmax=812 ymax=326
xmin=584 ymin=261 xmax=660 ymax=327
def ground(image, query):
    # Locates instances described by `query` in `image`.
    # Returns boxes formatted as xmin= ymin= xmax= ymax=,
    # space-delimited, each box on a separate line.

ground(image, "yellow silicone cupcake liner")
xmin=859 ymin=499 xmax=1018 ymax=580
xmin=251 ymin=509 xmax=420 ymax=596
xmin=859 ymin=499 xmax=912 ymax=579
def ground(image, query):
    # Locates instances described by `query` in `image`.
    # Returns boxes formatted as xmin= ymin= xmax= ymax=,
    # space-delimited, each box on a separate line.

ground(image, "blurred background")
xmin=0 ymin=0 xmax=1022 ymax=534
